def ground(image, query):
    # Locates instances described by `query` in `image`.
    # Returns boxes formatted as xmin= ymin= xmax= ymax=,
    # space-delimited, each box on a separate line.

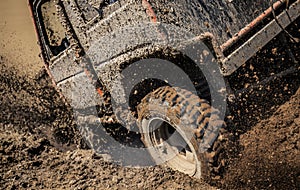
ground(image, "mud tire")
xmin=137 ymin=86 xmax=227 ymax=181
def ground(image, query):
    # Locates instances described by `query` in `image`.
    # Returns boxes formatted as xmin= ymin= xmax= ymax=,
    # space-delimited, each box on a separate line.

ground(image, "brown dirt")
xmin=0 ymin=1 xmax=300 ymax=189
xmin=0 ymin=60 xmax=214 ymax=189
xmin=1 ymin=60 xmax=298 ymax=189
xmin=223 ymin=88 xmax=300 ymax=189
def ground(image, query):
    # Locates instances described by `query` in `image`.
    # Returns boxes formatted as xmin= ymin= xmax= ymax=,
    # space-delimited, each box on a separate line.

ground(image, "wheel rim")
xmin=146 ymin=118 xmax=199 ymax=176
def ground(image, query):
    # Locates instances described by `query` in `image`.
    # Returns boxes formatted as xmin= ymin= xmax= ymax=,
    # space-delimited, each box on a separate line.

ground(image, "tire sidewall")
xmin=138 ymin=93 xmax=203 ymax=178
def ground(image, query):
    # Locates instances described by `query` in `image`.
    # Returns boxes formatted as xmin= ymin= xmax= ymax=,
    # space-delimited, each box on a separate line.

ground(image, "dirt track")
xmin=224 ymin=88 xmax=300 ymax=189
xmin=0 ymin=61 xmax=214 ymax=189
xmin=0 ymin=1 xmax=300 ymax=189
xmin=0 ymin=59 xmax=299 ymax=189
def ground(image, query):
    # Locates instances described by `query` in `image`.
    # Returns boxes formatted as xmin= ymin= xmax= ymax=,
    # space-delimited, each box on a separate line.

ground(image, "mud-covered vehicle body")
xmin=29 ymin=0 xmax=300 ymax=180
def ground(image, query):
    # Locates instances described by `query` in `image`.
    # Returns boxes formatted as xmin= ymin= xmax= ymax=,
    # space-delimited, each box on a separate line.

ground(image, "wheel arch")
xmin=121 ymin=46 xmax=213 ymax=115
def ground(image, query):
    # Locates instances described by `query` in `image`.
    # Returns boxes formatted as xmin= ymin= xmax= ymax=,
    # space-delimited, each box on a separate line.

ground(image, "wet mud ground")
xmin=0 ymin=59 xmax=215 ymax=189
xmin=1 ymin=38 xmax=299 ymax=190
xmin=1 ymin=1 xmax=300 ymax=189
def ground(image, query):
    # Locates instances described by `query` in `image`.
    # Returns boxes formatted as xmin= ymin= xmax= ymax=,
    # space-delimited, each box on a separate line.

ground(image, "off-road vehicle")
xmin=29 ymin=0 xmax=300 ymax=181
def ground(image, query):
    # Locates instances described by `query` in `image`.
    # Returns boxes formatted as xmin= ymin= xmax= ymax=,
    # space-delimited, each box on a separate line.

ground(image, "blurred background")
xmin=0 ymin=0 xmax=43 ymax=77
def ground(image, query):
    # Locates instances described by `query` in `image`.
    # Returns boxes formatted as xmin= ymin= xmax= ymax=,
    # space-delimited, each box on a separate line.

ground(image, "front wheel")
xmin=137 ymin=86 xmax=227 ymax=180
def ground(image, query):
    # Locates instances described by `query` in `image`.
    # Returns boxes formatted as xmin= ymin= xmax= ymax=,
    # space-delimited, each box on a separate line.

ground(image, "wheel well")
xmin=125 ymin=47 xmax=212 ymax=115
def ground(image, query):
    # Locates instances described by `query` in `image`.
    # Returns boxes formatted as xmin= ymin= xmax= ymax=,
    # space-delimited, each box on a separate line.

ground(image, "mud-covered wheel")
xmin=137 ymin=86 xmax=226 ymax=180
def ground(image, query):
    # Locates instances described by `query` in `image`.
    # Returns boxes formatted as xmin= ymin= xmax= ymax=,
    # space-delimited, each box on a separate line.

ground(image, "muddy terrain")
xmin=1 ymin=1 xmax=300 ymax=189
xmin=0 ymin=59 xmax=214 ymax=189
xmin=0 ymin=56 xmax=299 ymax=189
